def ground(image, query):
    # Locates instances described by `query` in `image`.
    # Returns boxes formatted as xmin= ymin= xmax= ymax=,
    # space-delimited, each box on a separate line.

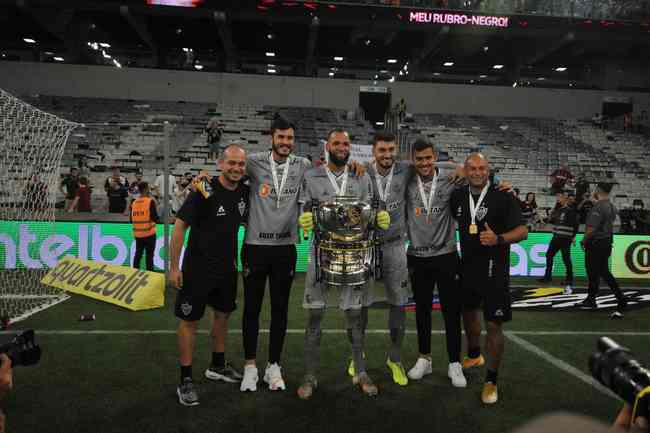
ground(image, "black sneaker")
xmin=578 ymin=297 xmax=597 ymax=309
xmin=177 ymin=378 xmax=199 ymax=406
xmin=205 ymin=362 xmax=243 ymax=383
xmin=617 ymin=298 xmax=629 ymax=311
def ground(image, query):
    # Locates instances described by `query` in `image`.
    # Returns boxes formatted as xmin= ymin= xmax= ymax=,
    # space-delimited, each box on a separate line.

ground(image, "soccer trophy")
xmin=310 ymin=196 xmax=382 ymax=287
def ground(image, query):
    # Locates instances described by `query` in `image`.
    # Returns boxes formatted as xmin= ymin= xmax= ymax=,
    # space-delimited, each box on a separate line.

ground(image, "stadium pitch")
xmin=6 ymin=275 xmax=649 ymax=433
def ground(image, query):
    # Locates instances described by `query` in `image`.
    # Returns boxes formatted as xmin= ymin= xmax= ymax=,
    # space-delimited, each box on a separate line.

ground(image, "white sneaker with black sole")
xmin=263 ymin=363 xmax=286 ymax=391
xmin=177 ymin=378 xmax=199 ymax=406
xmin=240 ymin=364 xmax=258 ymax=392
xmin=407 ymin=357 xmax=432 ymax=380
xmin=447 ymin=362 xmax=467 ymax=388
xmin=205 ymin=362 xmax=243 ymax=383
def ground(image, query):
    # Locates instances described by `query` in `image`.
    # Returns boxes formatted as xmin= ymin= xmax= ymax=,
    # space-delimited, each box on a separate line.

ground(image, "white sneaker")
xmin=407 ymin=357 xmax=432 ymax=380
xmin=564 ymin=285 xmax=573 ymax=295
xmin=240 ymin=365 xmax=258 ymax=392
xmin=263 ymin=363 xmax=286 ymax=391
xmin=448 ymin=362 xmax=467 ymax=388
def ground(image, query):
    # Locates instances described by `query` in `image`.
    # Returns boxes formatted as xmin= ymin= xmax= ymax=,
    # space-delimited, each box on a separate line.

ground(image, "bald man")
xmin=450 ymin=153 xmax=528 ymax=405
xmin=170 ymin=144 xmax=250 ymax=406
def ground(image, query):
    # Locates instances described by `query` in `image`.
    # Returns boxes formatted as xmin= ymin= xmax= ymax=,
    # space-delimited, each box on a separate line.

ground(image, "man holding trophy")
xmin=297 ymin=128 xmax=390 ymax=399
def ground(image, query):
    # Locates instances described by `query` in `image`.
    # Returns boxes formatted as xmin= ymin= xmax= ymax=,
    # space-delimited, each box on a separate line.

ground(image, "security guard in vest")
xmin=538 ymin=190 xmax=579 ymax=293
xmin=130 ymin=181 xmax=160 ymax=271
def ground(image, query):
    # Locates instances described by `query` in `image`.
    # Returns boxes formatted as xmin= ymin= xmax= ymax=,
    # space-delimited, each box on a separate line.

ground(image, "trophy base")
xmin=322 ymin=268 xmax=371 ymax=287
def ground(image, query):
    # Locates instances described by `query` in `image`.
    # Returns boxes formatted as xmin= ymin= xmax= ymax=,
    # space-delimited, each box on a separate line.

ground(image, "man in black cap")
xmin=578 ymin=183 xmax=627 ymax=310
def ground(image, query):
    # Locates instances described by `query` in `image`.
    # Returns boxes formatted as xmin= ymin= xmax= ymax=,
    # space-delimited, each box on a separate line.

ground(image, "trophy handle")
xmin=369 ymin=199 xmax=383 ymax=280
xmin=310 ymin=200 xmax=322 ymax=283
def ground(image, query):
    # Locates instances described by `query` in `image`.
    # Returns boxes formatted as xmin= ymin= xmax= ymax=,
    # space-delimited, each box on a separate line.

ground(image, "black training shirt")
xmin=176 ymin=178 xmax=249 ymax=274
xmin=450 ymin=185 xmax=523 ymax=266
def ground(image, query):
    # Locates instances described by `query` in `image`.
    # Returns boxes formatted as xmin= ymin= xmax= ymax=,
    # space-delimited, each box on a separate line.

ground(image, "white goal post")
xmin=0 ymin=89 xmax=81 ymax=325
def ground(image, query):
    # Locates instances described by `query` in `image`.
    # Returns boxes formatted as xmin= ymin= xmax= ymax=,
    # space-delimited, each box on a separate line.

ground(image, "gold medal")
xmin=469 ymin=223 xmax=478 ymax=234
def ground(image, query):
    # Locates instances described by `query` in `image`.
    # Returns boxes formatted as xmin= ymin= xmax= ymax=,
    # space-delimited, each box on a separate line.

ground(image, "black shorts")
xmin=174 ymin=272 xmax=238 ymax=321
xmin=460 ymin=258 xmax=512 ymax=323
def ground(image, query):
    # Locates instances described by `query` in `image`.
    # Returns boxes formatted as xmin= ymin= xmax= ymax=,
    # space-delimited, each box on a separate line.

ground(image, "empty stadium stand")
xmin=13 ymin=95 xmax=649 ymax=223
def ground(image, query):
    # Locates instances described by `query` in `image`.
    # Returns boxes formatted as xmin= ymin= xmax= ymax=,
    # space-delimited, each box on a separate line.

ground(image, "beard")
xmin=272 ymin=141 xmax=292 ymax=157
xmin=377 ymin=157 xmax=394 ymax=170
xmin=328 ymin=151 xmax=349 ymax=167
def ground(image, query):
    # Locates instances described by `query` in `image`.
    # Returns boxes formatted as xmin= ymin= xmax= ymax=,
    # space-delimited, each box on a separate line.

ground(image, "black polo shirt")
xmin=176 ymin=178 xmax=249 ymax=276
xmin=450 ymin=185 xmax=522 ymax=286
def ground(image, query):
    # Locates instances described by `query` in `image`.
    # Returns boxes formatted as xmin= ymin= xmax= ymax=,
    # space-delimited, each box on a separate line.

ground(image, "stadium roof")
xmin=1 ymin=0 xmax=649 ymax=90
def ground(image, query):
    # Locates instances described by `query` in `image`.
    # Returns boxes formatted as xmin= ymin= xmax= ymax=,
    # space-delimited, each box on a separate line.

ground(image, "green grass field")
xmin=5 ymin=275 xmax=650 ymax=433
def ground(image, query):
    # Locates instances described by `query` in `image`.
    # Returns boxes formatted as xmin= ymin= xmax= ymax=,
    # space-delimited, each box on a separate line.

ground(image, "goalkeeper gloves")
xmin=299 ymin=212 xmax=314 ymax=232
xmin=376 ymin=210 xmax=390 ymax=230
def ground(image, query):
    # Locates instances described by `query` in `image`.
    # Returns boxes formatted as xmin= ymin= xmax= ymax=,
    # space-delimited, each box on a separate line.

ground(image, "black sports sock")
xmin=212 ymin=352 xmax=225 ymax=369
xmin=486 ymin=369 xmax=498 ymax=384
xmin=180 ymin=365 xmax=192 ymax=383
xmin=468 ymin=346 xmax=481 ymax=359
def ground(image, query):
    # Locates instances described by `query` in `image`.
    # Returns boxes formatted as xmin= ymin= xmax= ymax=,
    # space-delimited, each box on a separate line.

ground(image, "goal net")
xmin=0 ymin=89 xmax=80 ymax=325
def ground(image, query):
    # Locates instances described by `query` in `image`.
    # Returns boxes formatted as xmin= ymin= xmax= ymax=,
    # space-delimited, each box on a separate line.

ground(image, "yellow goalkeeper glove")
xmin=376 ymin=210 xmax=390 ymax=230
xmin=299 ymin=212 xmax=314 ymax=232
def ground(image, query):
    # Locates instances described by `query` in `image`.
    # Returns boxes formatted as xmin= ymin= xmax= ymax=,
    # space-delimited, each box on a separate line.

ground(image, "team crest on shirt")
xmin=181 ymin=301 xmax=192 ymax=316
xmin=259 ymin=183 xmax=271 ymax=198
xmin=476 ymin=205 xmax=488 ymax=221
xmin=238 ymin=199 xmax=246 ymax=216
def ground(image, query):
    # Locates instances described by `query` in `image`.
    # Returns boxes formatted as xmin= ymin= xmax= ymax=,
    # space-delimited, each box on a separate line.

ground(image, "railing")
xmin=302 ymin=0 xmax=649 ymax=21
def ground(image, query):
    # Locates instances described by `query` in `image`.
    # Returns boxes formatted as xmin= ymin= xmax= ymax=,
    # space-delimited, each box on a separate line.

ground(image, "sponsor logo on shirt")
xmin=476 ymin=205 xmax=488 ymax=221
xmin=259 ymin=184 xmax=271 ymax=198
xmin=387 ymin=201 xmax=400 ymax=212
xmin=217 ymin=205 xmax=226 ymax=216
xmin=415 ymin=206 xmax=444 ymax=217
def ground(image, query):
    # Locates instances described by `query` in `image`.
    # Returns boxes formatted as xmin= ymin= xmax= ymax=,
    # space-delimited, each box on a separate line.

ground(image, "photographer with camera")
xmin=592 ymin=337 xmax=650 ymax=432
xmin=0 ymin=330 xmax=40 ymax=432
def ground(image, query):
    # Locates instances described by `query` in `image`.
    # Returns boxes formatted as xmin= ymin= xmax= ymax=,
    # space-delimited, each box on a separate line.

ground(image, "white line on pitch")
xmin=5 ymin=329 xmax=650 ymax=336
xmin=505 ymin=332 xmax=619 ymax=401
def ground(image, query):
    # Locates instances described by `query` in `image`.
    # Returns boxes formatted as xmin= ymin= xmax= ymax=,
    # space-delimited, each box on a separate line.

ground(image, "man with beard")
xmin=450 ymin=153 xmax=528 ymax=404
xmin=169 ymin=144 xmax=249 ymax=406
xmin=348 ymin=130 xmax=411 ymax=386
xmin=297 ymin=128 xmax=390 ymax=399
xmin=239 ymin=114 xmax=311 ymax=392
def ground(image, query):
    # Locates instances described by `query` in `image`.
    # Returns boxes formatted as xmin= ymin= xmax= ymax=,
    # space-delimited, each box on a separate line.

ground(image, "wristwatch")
xmin=497 ymin=235 xmax=505 ymax=245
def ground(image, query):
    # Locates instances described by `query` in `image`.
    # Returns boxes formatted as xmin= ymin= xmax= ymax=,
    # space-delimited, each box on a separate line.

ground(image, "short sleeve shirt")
xmin=300 ymin=165 xmax=372 ymax=208
xmin=405 ymin=167 xmax=460 ymax=257
xmin=367 ymin=161 xmax=413 ymax=241
xmin=450 ymin=185 xmax=523 ymax=269
xmin=176 ymin=179 xmax=249 ymax=275
xmin=245 ymin=152 xmax=311 ymax=245
xmin=586 ymin=199 xmax=617 ymax=241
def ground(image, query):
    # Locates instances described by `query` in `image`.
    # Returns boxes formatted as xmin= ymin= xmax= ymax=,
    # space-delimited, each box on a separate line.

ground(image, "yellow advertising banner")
xmin=41 ymin=257 xmax=165 ymax=311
